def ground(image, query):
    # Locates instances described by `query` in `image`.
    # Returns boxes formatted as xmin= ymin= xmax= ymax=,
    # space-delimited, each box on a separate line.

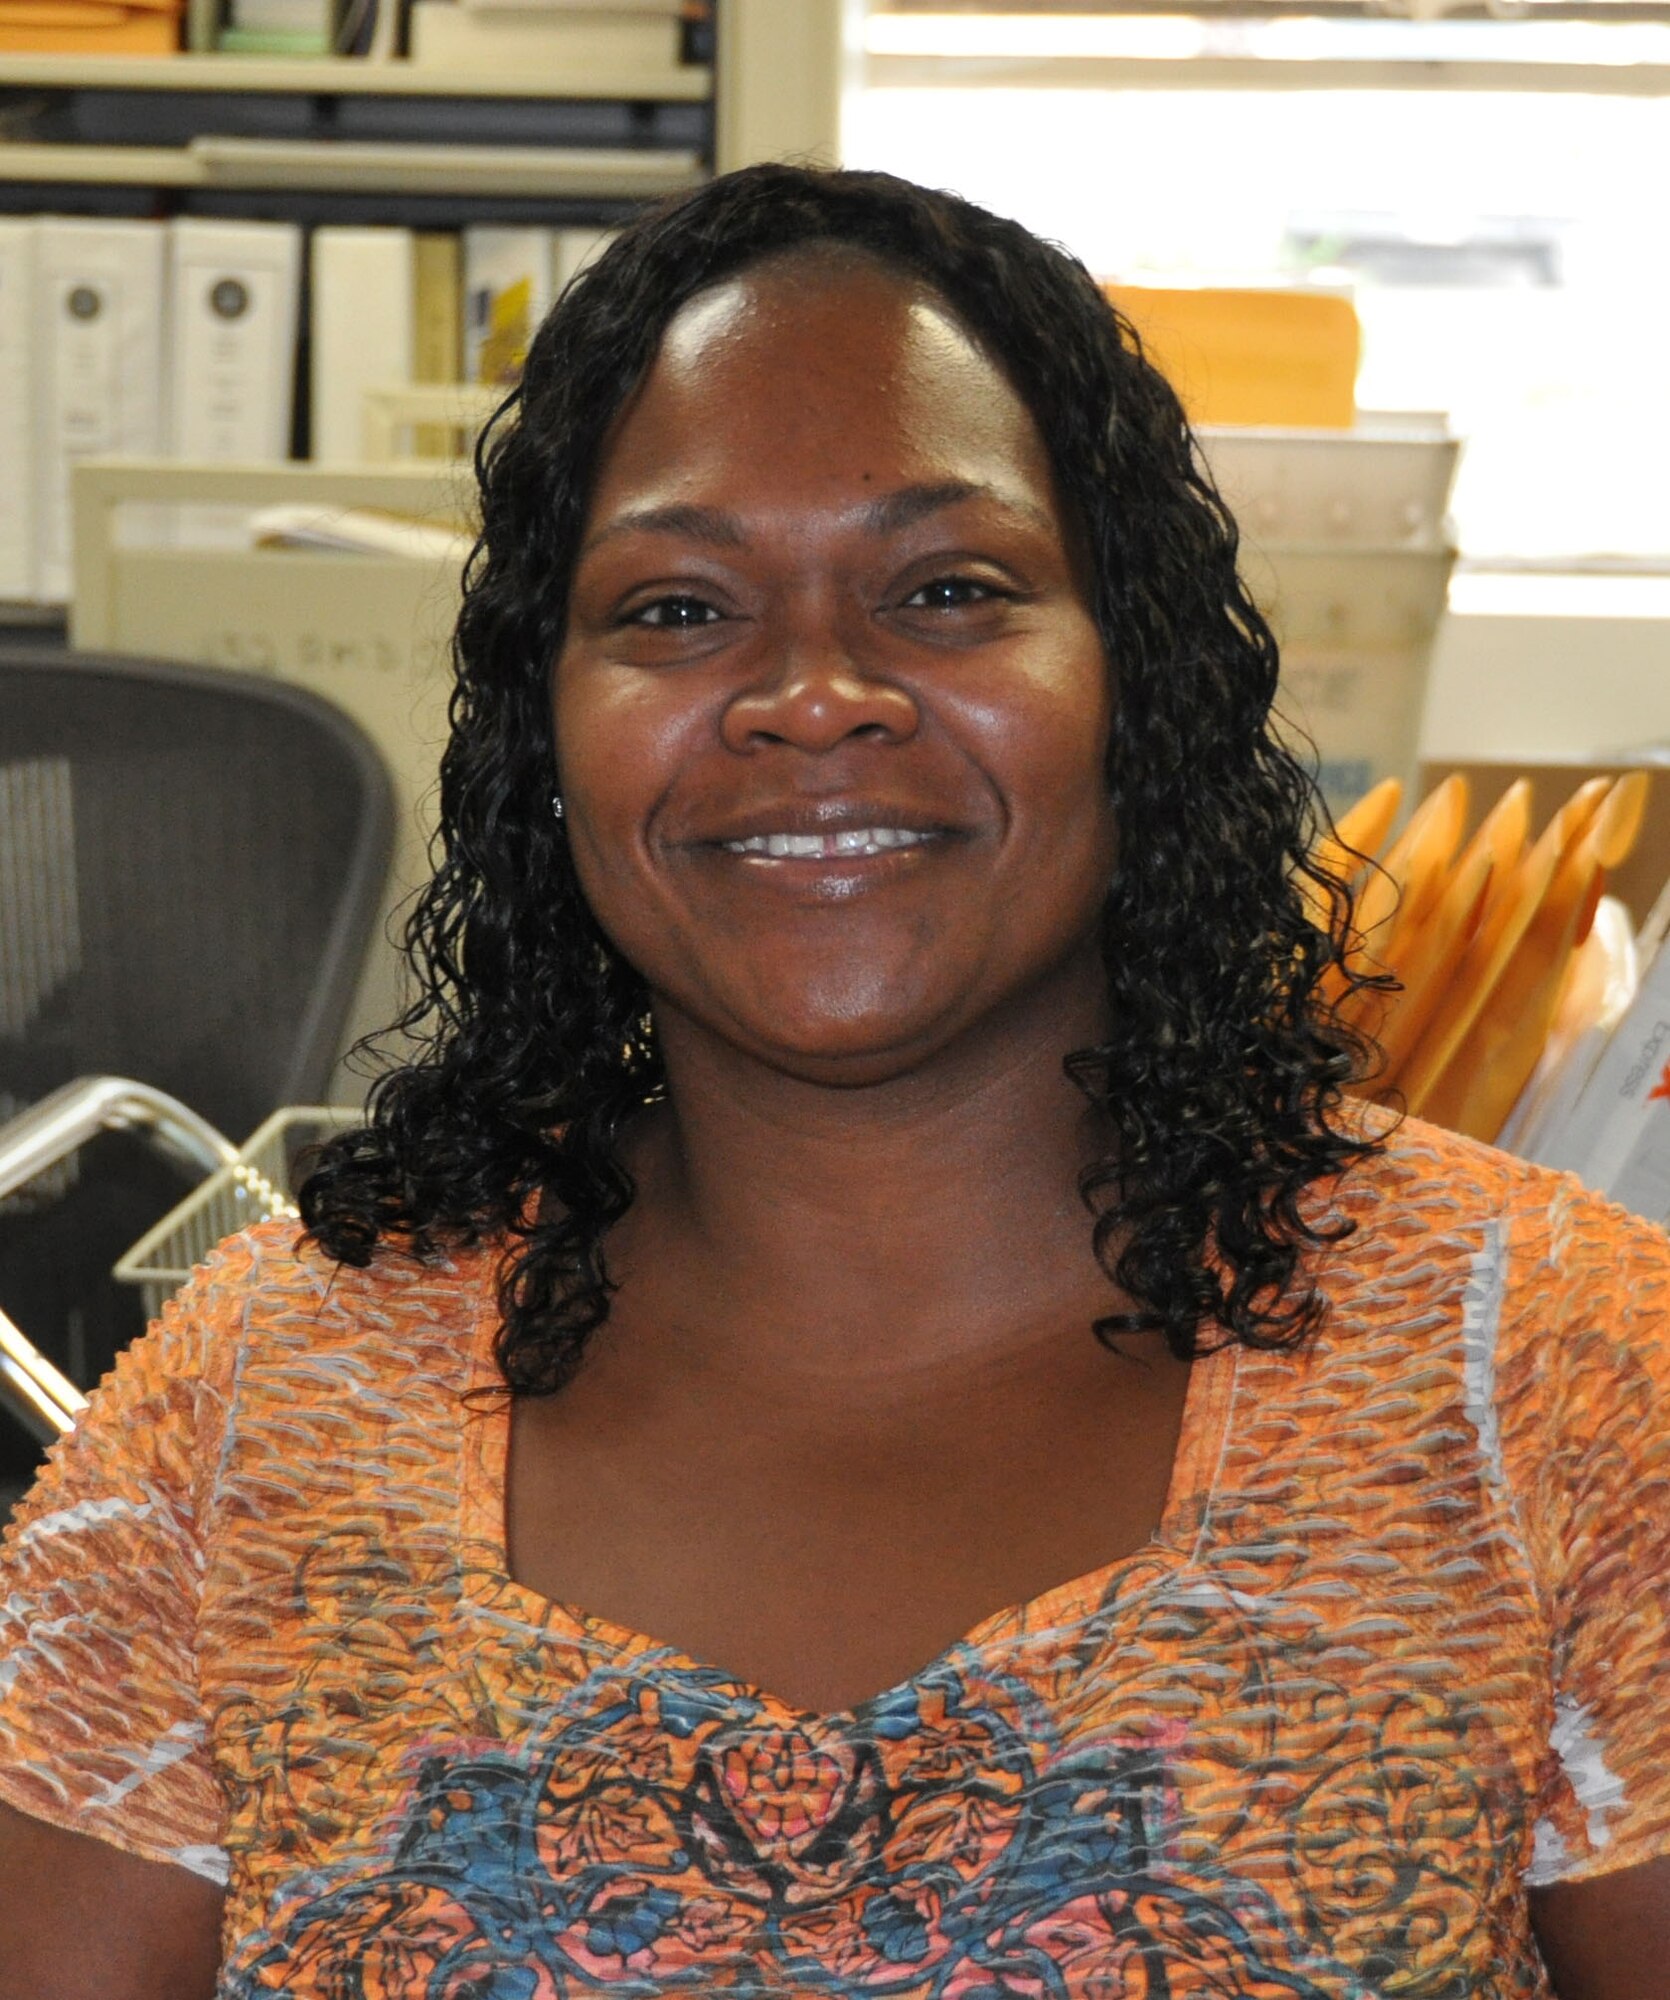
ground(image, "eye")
xmin=628 ymin=594 xmax=722 ymax=630
xmin=901 ymin=575 xmax=1006 ymax=612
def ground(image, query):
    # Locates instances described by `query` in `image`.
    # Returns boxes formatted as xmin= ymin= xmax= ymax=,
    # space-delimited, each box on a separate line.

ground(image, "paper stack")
xmin=0 ymin=0 xmax=179 ymax=52
xmin=217 ymin=0 xmax=329 ymax=57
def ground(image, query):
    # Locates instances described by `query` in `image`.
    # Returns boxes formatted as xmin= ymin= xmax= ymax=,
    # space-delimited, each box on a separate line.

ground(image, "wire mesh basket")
xmin=113 ymin=1105 xmax=362 ymax=1321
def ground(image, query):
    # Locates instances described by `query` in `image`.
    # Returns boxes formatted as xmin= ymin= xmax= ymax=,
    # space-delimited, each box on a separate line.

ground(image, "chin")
xmin=709 ymin=979 xmax=969 ymax=1087
xmin=748 ymin=1036 xmax=956 ymax=1091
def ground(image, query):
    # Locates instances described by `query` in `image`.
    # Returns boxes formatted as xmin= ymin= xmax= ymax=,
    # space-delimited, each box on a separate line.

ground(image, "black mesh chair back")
xmin=0 ymin=648 xmax=395 ymax=1488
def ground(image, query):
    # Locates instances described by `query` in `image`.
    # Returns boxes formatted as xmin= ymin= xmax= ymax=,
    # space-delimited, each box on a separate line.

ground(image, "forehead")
xmin=585 ymin=254 xmax=1063 ymax=518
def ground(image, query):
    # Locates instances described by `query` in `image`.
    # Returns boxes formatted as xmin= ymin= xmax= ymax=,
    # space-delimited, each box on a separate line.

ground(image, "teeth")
xmin=721 ymin=827 xmax=935 ymax=859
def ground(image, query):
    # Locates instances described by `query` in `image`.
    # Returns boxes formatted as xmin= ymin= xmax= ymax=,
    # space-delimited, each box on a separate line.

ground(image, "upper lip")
xmin=688 ymin=802 xmax=964 ymax=846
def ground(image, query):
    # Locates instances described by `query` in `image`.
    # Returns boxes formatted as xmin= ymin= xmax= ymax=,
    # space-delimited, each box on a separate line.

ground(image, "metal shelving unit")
xmin=0 ymin=136 xmax=704 ymax=199
xmin=0 ymin=32 xmax=717 ymax=221
xmin=0 ymin=50 xmax=710 ymax=93
xmin=0 ymin=1 xmax=858 ymax=217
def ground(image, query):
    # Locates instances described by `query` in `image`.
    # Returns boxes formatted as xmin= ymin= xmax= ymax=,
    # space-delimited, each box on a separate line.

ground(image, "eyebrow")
xmin=579 ymin=479 xmax=1052 ymax=556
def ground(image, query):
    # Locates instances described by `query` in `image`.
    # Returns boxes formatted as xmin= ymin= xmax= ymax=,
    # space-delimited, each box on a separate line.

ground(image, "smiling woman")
xmin=320 ymin=168 xmax=1381 ymax=1402
xmin=1 ymin=165 xmax=1668 ymax=2000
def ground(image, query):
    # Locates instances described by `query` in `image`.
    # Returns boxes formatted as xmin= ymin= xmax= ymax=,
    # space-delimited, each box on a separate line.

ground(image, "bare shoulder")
xmin=0 ymin=1799 xmax=223 ymax=2000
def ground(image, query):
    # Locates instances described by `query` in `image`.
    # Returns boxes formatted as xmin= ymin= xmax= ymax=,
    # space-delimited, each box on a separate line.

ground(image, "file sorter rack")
xmin=114 ymin=1105 xmax=364 ymax=1315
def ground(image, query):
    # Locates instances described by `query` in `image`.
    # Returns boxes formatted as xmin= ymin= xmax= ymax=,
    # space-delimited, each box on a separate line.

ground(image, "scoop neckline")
xmin=453 ymin=1237 xmax=1239 ymax=1729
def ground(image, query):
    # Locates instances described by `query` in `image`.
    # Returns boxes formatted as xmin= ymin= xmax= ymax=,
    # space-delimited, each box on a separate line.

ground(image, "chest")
xmin=208 ymin=1489 xmax=1552 ymax=2000
xmin=201 ymin=1273 xmax=1559 ymax=1998
xmin=502 ymin=1324 xmax=1198 ymax=1719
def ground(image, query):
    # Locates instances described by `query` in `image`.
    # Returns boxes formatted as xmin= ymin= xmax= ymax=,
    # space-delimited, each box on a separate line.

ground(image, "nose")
xmin=720 ymin=642 xmax=919 ymax=755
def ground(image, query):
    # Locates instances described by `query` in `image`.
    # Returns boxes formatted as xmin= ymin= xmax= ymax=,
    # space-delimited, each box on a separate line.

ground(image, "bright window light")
xmin=847 ymin=83 xmax=1670 ymax=561
xmin=867 ymin=13 xmax=1210 ymax=59
xmin=865 ymin=10 xmax=1670 ymax=65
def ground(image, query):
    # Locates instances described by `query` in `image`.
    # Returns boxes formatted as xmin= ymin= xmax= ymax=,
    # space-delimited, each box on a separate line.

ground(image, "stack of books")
xmin=407 ymin=0 xmax=688 ymax=77
xmin=218 ymin=0 xmax=331 ymax=57
xmin=1321 ymin=769 xmax=1670 ymax=1224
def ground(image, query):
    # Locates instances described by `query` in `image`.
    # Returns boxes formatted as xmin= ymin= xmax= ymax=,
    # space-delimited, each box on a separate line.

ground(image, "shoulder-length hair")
xmin=300 ymin=162 xmax=1383 ymax=1394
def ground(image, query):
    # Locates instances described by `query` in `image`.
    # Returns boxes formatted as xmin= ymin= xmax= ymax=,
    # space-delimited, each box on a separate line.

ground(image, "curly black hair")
xmin=300 ymin=161 xmax=1385 ymax=1396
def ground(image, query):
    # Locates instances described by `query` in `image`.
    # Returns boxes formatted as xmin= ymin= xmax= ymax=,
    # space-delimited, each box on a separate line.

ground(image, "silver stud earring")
xmin=551 ymin=791 xmax=565 ymax=824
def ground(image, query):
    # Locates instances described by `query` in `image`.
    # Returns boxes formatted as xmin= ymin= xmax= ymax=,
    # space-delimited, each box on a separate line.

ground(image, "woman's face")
xmin=553 ymin=251 xmax=1118 ymax=1086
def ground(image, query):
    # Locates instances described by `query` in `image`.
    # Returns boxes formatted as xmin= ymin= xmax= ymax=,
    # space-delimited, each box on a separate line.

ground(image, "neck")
xmin=616 ymin=968 xmax=1118 ymax=1380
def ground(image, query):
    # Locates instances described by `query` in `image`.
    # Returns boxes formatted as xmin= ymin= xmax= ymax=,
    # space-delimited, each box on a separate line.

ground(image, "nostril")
xmin=719 ymin=662 xmax=920 ymax=756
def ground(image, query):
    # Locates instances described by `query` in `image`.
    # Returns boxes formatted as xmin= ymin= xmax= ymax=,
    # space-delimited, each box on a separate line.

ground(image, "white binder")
xmin=309 ymin=226 xmax=418 ymax=463
xmin=32 ymin=219 xmax=167 ymax=604
xmin=168 ymin=217 xmax=302 ymax=463
xmin=0 ymin=221 xmax=36 ymax=603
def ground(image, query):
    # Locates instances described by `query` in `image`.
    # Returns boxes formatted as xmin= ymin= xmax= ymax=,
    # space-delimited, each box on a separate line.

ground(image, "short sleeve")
xmin=0 ymin=1236 xmax=248 ymax=1887
xmin=1496 ymin=1175 xmax=1670 ymax=1886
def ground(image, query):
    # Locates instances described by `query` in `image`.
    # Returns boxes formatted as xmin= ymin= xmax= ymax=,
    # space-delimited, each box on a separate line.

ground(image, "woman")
xmin=1 ymin=164 xmax=1666 ymax=1998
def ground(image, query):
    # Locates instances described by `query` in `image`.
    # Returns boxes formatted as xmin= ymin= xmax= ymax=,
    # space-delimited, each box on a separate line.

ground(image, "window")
xmin=850 ymin=10 xmax=1670 ymax=563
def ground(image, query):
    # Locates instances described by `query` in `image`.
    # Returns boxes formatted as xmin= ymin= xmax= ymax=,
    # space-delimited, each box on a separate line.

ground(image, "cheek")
xmin=550 ymin=664 xmax=706 ymax=953
xmin=956 ymin=634 xmax=1114 ymax=833
xmin=553 ymin=663 xmax=694 ymax=846
xmin=962 ymin=645 xmax=1118 ymax=934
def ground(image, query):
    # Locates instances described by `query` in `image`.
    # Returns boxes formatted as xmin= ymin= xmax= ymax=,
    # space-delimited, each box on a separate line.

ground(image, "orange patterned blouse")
xmin=2 ymin=1117 xmax=1669 ymax=1997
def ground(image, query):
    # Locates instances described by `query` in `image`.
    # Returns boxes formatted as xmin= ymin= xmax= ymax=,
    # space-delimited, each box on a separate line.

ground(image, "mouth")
xmin=719 ymin=826 xmax=943 ymax=861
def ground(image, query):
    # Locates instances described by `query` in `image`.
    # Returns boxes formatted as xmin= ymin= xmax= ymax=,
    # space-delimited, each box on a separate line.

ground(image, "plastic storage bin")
xmin=1197 ymin=421 xmax=1459 ymax=549
xmin=1193 ymin=422 xmax=1461 ymax=814
xmin=1243 ymin=542 xmax=1456 ymax=814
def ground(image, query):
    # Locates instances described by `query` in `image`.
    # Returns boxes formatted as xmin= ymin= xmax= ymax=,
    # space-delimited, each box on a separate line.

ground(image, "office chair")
xmin=0 ymin=646 xmax=396 ymax=1502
